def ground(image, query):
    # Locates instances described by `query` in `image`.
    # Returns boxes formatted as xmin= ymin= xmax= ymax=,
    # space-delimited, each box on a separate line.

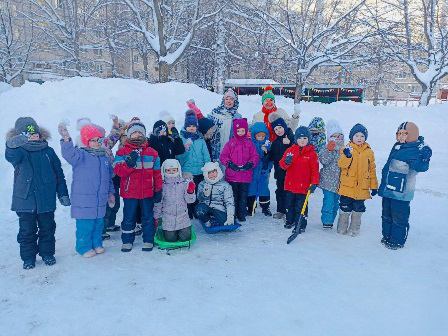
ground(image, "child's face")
xmin=28 ymin=133 xmax=40 ymax=141
xmin=165 ymin=167 xmax=178 ymax=175
xmin=353 ymin=132 xmax=366 ymax=145
xmin=274 ymin=126 xmax=285 ymax=137
xmin=130 ymin=131 xmax=143 ymax=139
xmin=396 ymin=130 xmax=408 ymax=143
xmin=297 ymin=137 xmax=308 ymax=147
xmin=186 ymin=125 xmax=197 ymax=133
xmin=208 ymin=169 xmax=218 ymax=180
xmin=330 ymin=133 xmax=343 ymax=141
xmin=167 ymin=120 xmax=175 ymax=130
xmin=236 ymin=128 xmax=246 ymax=137
xmin=89 ymin=137 xmax=103 ymax=149
xmin=255 ymin=132 xmax=266 ymax=141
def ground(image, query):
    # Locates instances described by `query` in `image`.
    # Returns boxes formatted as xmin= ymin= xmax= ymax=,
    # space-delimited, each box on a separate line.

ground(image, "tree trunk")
xmin=214 ymin=10 xmax=226 ymax=95
xmin=142 ymin=54 xmax=149 ymax=81
xmin=419 ymin=81 xmax=436 ymax=106
xmin=159 ymin=61 xmax=170 ymax=83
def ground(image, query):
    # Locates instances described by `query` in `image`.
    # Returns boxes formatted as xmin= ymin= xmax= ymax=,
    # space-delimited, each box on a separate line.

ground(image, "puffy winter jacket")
xmin=5 ymin=128 xmax=69 ymax=214
xmin=338 ymin=142 xmax=378 ymax=200
xmin=249 ymin=122 xmax=272 ymax=197
xmin=378 ymin=137 xmax=430 ymax=201
xmin=268 ymin=128 xmax=294 ymax=180
xmin=220 ymin=135 xmax=259 ymax=183
xmin=61 ymin=140 xmax=114 ymax=219
xmin=176 ymin=130 xmax=211 ymax=176
xmin=252 ymin=107 xmax=299 ymax=135
xmin=148 ymin=134 xmax=185 ymax=164
xmin=318 ymin=140 xmax=344 ymax=193
xmin=114 ymin=141 xmax=162 ymax=199
xmin=197 ymin=180 xmax=235 ymax=217
xmin=280 ymin=144 xmax=319 ymax=194
xmin=153 ymin=176 xmax=196 ymax=231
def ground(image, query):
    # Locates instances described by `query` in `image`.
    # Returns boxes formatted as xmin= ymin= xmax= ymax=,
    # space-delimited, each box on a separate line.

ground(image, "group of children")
xmin=5 ymin=88 xmax=433 ymax=270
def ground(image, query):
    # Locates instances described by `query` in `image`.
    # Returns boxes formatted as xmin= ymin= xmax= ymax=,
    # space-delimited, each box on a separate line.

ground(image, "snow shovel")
xmin=287 ymin=190 xmax=311 ymax=244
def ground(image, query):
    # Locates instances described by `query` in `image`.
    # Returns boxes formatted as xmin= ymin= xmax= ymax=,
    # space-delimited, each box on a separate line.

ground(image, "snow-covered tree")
xmin=0 ymin=0 xmax=34 ymax=83
xmin=378 ymin=0 xmax=448 ymax=106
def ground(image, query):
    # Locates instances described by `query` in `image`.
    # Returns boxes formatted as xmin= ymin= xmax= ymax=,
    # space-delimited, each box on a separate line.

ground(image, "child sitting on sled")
xmin=194 ymin=162 xmax=235 ymax=227
xmin=153 ymin=159 xmax=196 ymax=242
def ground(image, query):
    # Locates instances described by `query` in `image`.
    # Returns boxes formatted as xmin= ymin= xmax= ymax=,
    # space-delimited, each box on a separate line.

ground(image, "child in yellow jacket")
xmin=337 ymin=124 xmax=378 ymax=236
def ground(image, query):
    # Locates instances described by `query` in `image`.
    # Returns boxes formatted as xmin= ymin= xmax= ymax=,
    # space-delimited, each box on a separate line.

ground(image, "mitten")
xmin=108 ymin=193 xmax=115 ymax=208
xmin=284 ymin=153 xmax=293 ymax=165
xmin=371 ymin=189 xmax=378 ymax=197
xmin=327 ymin=140 xmax=336 ymax=151
xmin=153 ymin=190 xmax=162 ymax=203
xmin=240 ymin=162 xmax=254 ymax=171
xmin=59 ymin=195 xmax=71 ymax=206
xmin=343 ymin=147 xmax=352 ymax=158
xmin=187 ymin=181 xmax=196 ymax=194
xmin=125 ymin=151 xmax=139 ymax=168
xmin=307 ymin=184 xmax=317 ymax=193
xmin=420 ymin=146 xmax=432 ymax=161
xmin=58 ymin=121 xmax=70 ymax=139
xmin=224 ymin=214 xmax=234 ymax=226
xmin=226 ymin=161 xmax=240 ymax=171
xmin=6 ymin=134 xmax=29 ymax=149
xmin=170 ymin=127 xmax=180 ymax=139
xmin=203 ymin=184 xmax=212 ymax=197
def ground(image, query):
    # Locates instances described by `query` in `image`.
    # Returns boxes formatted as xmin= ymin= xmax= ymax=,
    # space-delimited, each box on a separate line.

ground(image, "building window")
xmin=408 ymin=85 xmax=420 ymax=93
xmin=133 ymin=55 xmax=139 ymax=63
xmin=396 ymin=71 xmax=407 ymax=79
xmin=96 ymin=64 xmax=103 ymax=73
xmin=94 ymin=49 xmax=103 ymax=56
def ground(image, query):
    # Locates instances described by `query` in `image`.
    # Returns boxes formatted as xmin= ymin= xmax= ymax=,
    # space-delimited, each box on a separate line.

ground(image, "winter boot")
xmin=348 ymin=211 xmax=362 ymax=237
xmin=142 ymin=243 xmax=154 ymax=252
xmin=23 ymin=259 xmax=36 ymax=270
xmin=381 ymin=237 xmax=388 ymax=246
xmin=42 ymin=255 xmax=56 ymax=266
xmin=247 ymin=196 xmax=256 ymax=216
xmin=83 ymin=249 xmax=97 ymax=258
xmin=121 ymin=243 xmax=133 ymax=252
xmin=134 ymin=224 xmax=143 ymax=236
xmin=337 ymin=211 xmax=350 ymax=235
xmin=95 ymin=246 xmax=105 ymax=254
xmin=261 ymin=201 xmax=272 ymax=217
xmin=323 ymin=223 xmax=333 ymax=229
xmin=284 ymin=221 xmax=294 ymax=229
xmin=102 ymin=233 xmax=111 ymax=240
xmin=273 ymin=212 xmax=285 ymax=220
xmin=106 ymin=225 xmax=121 ymax=232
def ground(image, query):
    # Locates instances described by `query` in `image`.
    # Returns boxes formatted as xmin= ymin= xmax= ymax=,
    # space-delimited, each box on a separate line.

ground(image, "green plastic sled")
xmin=154 ymin=220 xmax=196 ymax=250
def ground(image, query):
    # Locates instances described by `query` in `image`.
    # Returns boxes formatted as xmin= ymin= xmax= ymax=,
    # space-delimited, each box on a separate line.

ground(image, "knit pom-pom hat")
xmin=81 ymin=125 xmax=103 ymax=147
xmin=184 ymin=109 xmax=198 ymax=128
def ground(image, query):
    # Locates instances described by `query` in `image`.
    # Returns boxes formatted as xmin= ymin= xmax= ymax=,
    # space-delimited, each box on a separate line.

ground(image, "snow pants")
xmin=76 ymin=218 xmax=104 ymax=255
xmin=339 ymin=195 xmax=366 ymax=213
xmin=122 ymin=198 xmax=155 ymax=245
xmin=187 ymin=174 xmax=204 ymax=219
xmin=285 ymin=191 xmax=308 ymax=229
xmin=163 ymin=227 xmax=192 ymax=242
xmin=103 ymin=177 xmax=121 ymax=233
xmin=275 ymin=178 xmax=287 ymax=214
xmin=194 ymin=203 xmax=227 ymax=226
xmin=17 ymin=211 xmax=56 ymax=262
xmin=321 ymin=190 xmax=340 ymax=225
xmin=229 ymin=182 xmax=249 ymax=220
xmin=381 ymin=197 xmax=410 ymax=246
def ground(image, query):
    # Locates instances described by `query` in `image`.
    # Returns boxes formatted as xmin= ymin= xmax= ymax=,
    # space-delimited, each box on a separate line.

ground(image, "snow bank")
xmin=0 ymin=77 xmax=447 ymax=335
xmin=0 ymin=82 xmax=12 ymax=95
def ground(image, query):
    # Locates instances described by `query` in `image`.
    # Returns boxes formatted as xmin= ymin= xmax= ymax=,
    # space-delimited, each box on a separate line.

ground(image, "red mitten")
xmin=327 ymin=140 xmax=336 ymax=151
xmin=186 ymin=100 xmax=204 ymax=119
xmin=187 ymin=181 xmax=196 ymax=194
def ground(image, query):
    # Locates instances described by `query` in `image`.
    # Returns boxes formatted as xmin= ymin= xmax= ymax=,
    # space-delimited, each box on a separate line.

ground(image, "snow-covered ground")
xmin=0 ymin=78 xmax=447 ymax=336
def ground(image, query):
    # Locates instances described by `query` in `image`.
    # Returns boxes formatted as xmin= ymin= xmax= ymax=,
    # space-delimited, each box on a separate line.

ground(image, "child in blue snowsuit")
xmin=247 ymin=122 xmax=273 ymax=216
xmin=378 ymin=122 xmax=432 ymax=250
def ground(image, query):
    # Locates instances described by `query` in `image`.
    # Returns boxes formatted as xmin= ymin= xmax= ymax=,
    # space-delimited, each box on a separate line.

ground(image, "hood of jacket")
xmin=202 ymin=161 xmax=224 ymax=184
xmin=6 ymin=126 xmax=51 ymax=141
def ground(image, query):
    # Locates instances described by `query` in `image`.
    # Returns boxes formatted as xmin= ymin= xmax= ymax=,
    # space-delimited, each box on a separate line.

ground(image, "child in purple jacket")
xmin=59 ymin=122 xmax=114 ymax=258
xmin=220 ymin=118 xmax=259 ymax=222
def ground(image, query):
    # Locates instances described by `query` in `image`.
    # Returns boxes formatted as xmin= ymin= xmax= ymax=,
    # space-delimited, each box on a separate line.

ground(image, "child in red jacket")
xmin=280 ymin=126 xmax=319 ymax=232
xmin=114 ymin=122 xmax=162 ymax=252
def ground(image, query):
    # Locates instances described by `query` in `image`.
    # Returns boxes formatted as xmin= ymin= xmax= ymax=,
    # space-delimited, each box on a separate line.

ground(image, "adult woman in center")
xmin=207 ymin=89 xmax=242 ymax=162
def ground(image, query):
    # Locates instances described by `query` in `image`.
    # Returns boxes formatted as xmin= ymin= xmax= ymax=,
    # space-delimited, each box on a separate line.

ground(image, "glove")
xmin=187 ymin=181 xmax=196 ymax=194
xmin=240 ymin=162 xmax=254 ymax=171
xmin=153 ymin=190 xmax=162 ymax=203
xmin=59 ymin=196 xmax=71 ymax=206
xmin=170 ymin=127 xmax=180 ymax=139
xmin=226 ymin=161 xmax=240 ymax=171
xmin=327 ymin=140 xmax=336 ymax=151
xmin=371 ymin=189 xmax=378 ymax=197
xmin=224 ymin=214 xmax=234 ymax=226
xmin=125 ymin=150 xmax=139 ymax=168
xmin=307 ymin=184 xmax=317 ymax=193
xmin=343 ymin=147 xmax=352 ymax=158
xmin=203 ymin=183 xmax=212 ymax=197
xmin=420 ymin=146 xmax=432 ymax=161
xmin=107 ymin=193 xmax=115 ymax=208
xmin=6 ymin=134 xmax=29 ymax=149
xmin=284 ymin=153 xmax=293 ymax=165
xmin=58 ymin=121 xmax=70 ymax=139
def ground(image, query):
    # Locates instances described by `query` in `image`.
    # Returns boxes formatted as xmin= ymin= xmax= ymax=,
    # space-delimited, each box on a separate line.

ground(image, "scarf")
xmin=181 ymin=129 xmax=201 ymax=141
xmin=21 ymin=140 xmax=49 ymax=152
xmin=262 ymin=106 xmax=278 ymax=142
xmin=127 ymin=136 xmax=147 ymax=146
xmin=83 ymin=147 xmax=106 ymax=157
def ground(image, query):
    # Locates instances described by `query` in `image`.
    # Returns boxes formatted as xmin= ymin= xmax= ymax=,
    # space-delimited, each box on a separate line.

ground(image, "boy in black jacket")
xmin=268 ymin=115 xmax=294 ymax=220
xmin=148 ymin=120 xmax=185 ymax=164
xmin=5 ymin=117 xmax=70 ymax=269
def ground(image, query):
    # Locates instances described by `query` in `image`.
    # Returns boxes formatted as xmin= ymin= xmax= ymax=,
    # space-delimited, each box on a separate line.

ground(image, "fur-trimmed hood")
xmin=6 ymin=126 xmax=51 ymax=141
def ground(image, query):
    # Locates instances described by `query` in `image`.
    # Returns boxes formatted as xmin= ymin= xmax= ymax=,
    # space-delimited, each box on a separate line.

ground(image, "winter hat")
xmin=349 ymin=123 xmax=368 ymax=141
xmin=92 ymin=123 xmax=106 ymax=137
xmin=326 ymin=119 xmax=343 ymax=138
xmin=127 ymin=122 xmax=146 ymax=138
xmin=224 ymin=88 xmax=236 ymax=100
xmin=233 ymin=118 xmax=249 ymax=139
xmin=308 ymin=117 xmax=325 ymax=133
xmin=250 ymin=122 xmax=269 ymax=141
xmin=184 ymin=109 xmax=198 ymax=128
xmin=153 ymin=120 xmax=167 ymax=136
xmin=271 ymin=116 xmax=288 ymax=133
xmin=262 ymin=85 xmax=275 ymax=104
xmin=161 ymin=159 xmax=182 ymax=179
xmin=294 ymin=126 xmax=311 ymax=143
xmin=198 ymin=117 xmax=215 ymax=136
xmin=77 ymin=117 xmax=92 ymax=131
xmin=201 ymin=161 xmax=224 ymax=185
xmin=15 ymin=117 xmax=40 ymax=135
xmin=160 ymin=110 xmax=174 ymax=124
xmin=81 ymin=125 xmax=103 ymax=147
xmin=397 ymin=121 xmax=419 ymax=143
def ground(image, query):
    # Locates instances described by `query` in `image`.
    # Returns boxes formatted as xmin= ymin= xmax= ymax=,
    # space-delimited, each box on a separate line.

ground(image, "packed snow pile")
xmin=0 ymin=77 xmax=447 ymax=335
